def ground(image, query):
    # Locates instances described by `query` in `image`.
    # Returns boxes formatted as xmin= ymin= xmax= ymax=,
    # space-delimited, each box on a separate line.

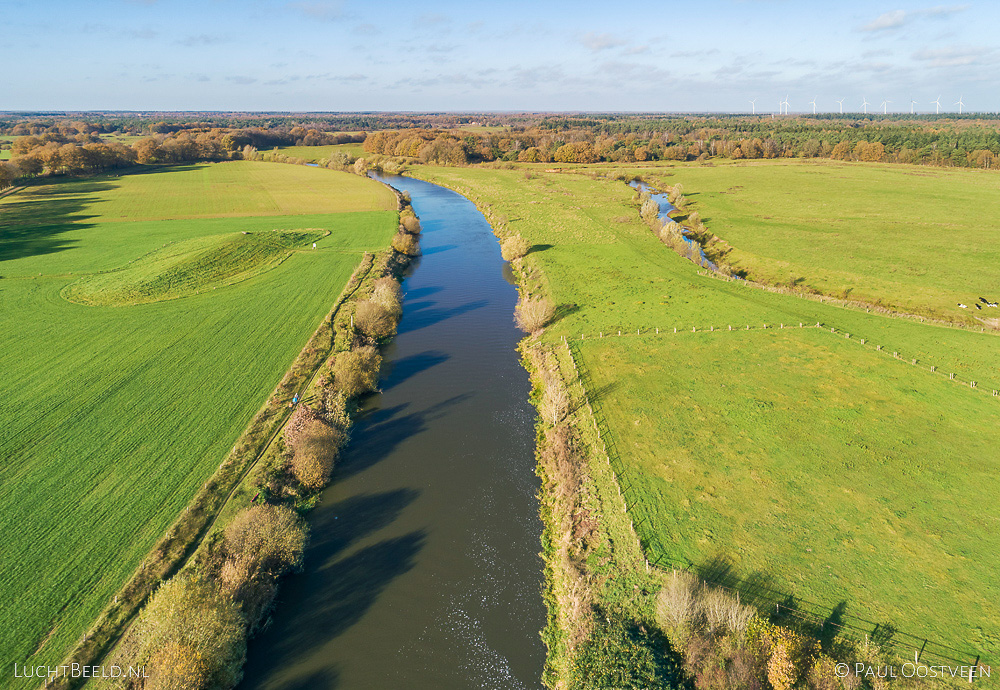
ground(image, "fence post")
xmin=950 ymin=373 xmax=955 ymax=380
xmin=971 ymin=381 xmax=977 ymax=388
xmin=861 ymin=339 xmax=865 ymax=345
xmin=674 ymin=327 xmax=677 ymax=333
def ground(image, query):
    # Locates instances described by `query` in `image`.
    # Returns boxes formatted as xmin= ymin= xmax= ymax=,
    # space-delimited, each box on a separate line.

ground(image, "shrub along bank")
xmin=76 ymin=196 xmax=420 ymax=690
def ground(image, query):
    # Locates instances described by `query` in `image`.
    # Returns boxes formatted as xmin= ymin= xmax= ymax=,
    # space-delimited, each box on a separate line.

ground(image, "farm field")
xmin=410 ymin=164 xmax=1000 ymax=666
xmin=0 ymin=161 xmax=397 ymax=678
xmin=271 ymin=142 xmax=364 ymax=161
xmin=634 ymin=159 xmax=1000 ymax=323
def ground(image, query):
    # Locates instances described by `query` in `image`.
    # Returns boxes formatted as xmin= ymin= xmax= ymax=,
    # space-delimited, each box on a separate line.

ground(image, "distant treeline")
xmin=0 ymin=125 xmax=365 ymax=189
xmin=363 ymin=117 xmax=1000 ymax=168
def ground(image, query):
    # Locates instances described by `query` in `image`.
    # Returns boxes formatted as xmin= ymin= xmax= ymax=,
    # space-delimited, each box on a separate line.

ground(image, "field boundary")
xmin=695 ymin=269 xmax=1000 ymax=336
xmin=562 ymin=337 xmax=987 ymax=676
xmin=47 ymin=251 xmax=379 ymax=689
xmin=561 ymin=322 xmax=1000 ymax=403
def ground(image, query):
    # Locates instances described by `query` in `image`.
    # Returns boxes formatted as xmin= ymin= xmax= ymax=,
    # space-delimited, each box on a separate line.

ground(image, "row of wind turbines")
xmin=748 ymin=96 xmax=966 ymax=115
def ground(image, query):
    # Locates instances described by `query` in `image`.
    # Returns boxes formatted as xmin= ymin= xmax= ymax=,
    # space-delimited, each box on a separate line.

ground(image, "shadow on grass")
xmin=527 ymin=243 xmax=553 ymax=255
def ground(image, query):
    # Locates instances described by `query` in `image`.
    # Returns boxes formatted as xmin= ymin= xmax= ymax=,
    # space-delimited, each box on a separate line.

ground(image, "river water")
xmin=240 ymin=174 xmax=546 ymax=689
xmin=631 ymin=180 xmax=718 ymax=271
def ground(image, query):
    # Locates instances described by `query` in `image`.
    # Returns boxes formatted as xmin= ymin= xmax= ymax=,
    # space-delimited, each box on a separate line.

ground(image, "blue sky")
xmin=2 ymin=0 xmax=997 ymax=113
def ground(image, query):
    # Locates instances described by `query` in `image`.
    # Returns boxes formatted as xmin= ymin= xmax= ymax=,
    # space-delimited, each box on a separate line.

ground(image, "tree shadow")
xmin=403 ymin=285 xmax=443 ymax=301
xmin=241 ymin=531 xmax=426 ymax=690
xmin=397 ymin=299 xmax=488 ymax=333
xmin=419 ymin=244 xmax=457 ymax=256
xmin=0 ymin=183 xmax=112 ymax=265
xmin=526 ymin=243 xmax=553 ymax=255
xmin=553 ymin=303 xmax=579 ymax=324
xmin=335 ymin=393 xmax=473 ymax=481
xmin=380 ymin=350 xmax=449 ymax=388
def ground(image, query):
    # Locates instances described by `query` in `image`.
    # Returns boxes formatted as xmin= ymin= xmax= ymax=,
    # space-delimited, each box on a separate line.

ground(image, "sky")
xmin=2 ymin=0 xmax=998 ymax=113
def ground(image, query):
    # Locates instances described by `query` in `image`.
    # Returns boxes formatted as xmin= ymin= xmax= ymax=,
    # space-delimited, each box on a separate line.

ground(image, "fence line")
xmin=563 ymin=322 xmax=999 ymax=402
xmin=695 ymin=268 xmax=1000 ymax=337
xmin=561 ymin=339 xmax=985 ymax=677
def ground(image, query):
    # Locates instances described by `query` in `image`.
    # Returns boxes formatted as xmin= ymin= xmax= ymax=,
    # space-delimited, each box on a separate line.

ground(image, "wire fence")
xmin=563 ymin=338 xmax=987 ymax=678
xmin=564 ymin=321 xmax=1000 ymax=402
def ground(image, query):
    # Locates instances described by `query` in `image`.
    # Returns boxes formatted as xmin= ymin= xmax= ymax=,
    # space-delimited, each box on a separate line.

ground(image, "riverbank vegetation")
xmin=0 ymin=161 xmax=398 ymax=688
xmin=410 ymin=164 xmax=997 ymax=688
xmin=84 ymin=188 xmax=418 ymax=690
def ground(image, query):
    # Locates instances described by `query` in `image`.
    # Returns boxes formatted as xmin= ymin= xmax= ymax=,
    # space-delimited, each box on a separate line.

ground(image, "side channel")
xmin=240 ymin=174 xmax=546 ymax=689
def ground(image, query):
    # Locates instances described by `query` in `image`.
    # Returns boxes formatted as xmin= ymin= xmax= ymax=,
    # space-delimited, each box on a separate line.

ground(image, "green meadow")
xmin=411 ymin=164 xmax=1000 ymax=665
xmin=271 ymin=142 xmax=365 ymax=161
xmin=0 ymin=162 xmax=397 ymax=676
xmin=636 ymin=159 xmax=1000 ymax=323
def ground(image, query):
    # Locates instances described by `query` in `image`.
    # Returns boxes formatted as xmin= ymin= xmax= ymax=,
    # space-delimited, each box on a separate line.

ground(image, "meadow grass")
xmin=270 ymin=142 xmax=365 ymax=161
xmin=0 ymin=162 xmax=397 ymax=680
xmin=410 ymin=164 xmax=1000 ymax=666
xmin=632 ymin=159 xmax=1000 ymax=323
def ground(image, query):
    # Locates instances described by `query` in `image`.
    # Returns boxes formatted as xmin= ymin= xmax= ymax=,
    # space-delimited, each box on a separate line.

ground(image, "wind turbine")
xmin=809 ymin=96 xmax=817 ymax=114
xmin=861 ymin=97 xmax=870 ymax=114
xmin=932 ymin=95 xmax=942 ymax=114
xmin=880 ymin=99 xmax=891 ymax=115
xmin=910 ymin=100 xmax=917 ymax=114
xmin=749 ymin=98 xmax=757 ymax=114
xmin=782 ymin=94 xmax=790 ymax=114
xmin=836 ymin=98 xmax=845 ymax=114
xmin=955 ymin=95 xmax=965 ymax=114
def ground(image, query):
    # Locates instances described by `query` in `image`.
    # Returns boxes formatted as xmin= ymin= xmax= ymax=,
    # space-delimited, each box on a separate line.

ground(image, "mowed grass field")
xmin=637 ymin=159 xmax=1000 ymax=323
xmin=271 ymin=142 xmax=365 ymax=161
xmin=411 ymin=165 xmax=1000 ymax=664
xmin=0 ymin=161 xmax=397 ymax=677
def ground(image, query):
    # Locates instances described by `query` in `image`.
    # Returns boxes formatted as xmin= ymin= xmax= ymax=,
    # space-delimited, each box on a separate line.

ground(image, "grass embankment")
xmin=633 ymin=159 xmax=1000 ymax=325
xmin=409 ymin=164 xmax=998 ymax=685
xmin=0 ymin=161 xmax=398 ymax=686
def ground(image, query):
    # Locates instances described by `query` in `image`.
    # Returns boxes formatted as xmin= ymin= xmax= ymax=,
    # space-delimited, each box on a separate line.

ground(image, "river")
xmin=240 ymin=174 xmax=547 ymax=689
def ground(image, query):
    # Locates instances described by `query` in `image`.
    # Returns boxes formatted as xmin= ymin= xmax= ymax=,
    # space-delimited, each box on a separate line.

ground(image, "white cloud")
xmin=580 ymin=32 xmax=626 ymax=52
xmin=287 ymin=1 xmax=344 ymax=22
xmin=859 ymin=5 xmax=969 ymax=32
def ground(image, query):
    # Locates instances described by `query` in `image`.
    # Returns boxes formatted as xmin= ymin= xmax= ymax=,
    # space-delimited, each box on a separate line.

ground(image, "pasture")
xmin=270 ymin=142 xmax=365 ymax=161
xmin=410 ymin=164 xmax=1000 ymax=665
xmin=0 ymin=162 xmax=397 ymax=678
xmin=637 ymin=159 xmax=1000 ymax=323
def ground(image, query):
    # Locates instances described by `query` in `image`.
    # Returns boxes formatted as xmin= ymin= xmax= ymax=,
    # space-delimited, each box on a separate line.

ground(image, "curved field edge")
xmin=0 ymin=164 xmax=398 ymax=687
xmin=46 ymin=250 xmax=383 ymax=689
xmin=631 ymin=159 xmax=1000 ymax=326
xmin=405 ymin=164 xmax=998 ymax=682
xmin=62 ymin=230 xmax=328 ymax=307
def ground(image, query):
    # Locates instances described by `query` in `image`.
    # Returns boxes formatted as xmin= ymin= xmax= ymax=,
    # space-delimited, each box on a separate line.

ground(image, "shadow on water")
xmin=335 ymin=393 xmax=473 ymax=481
xmin=419 ymin=244 xmax=458 ymax=256
xmin=246 ymin=531 xmax=427 ymax=690
xmin=397 ymin=299 xmax=489 ymax=334
xmin=381 ymin=350 xmax=450 ymax=388
xmin=404 ymin=285 xmax=444 ymax=300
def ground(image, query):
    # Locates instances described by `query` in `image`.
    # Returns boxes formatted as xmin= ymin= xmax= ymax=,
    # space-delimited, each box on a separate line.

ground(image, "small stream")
xmin=239 ymin=174 xmax=546 ymax=689
xmin=630 ymin=180 xmax=718 ymax=271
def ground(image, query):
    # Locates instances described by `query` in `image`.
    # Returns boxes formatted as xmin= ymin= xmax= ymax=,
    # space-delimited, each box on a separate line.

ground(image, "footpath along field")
xmin=411 ymin=164 xmax=1000 ymax=668
xmin=634 ymin=159 xmax=1000 ymax=323
xmin=0 ymin=161 xmax=397 ymax=678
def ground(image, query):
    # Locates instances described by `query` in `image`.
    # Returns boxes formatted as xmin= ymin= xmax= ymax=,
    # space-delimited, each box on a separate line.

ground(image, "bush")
xmin=571 ymin=615 xmax=683 ymax=689
xmin=500 ymin=235 xmax=531 ymax=261
xmin=290 ymin=419 xmax=342 ymax=490
xmin=401 ymin=215 xmax=421 ymax=234
xmin=515 ymin=295 xmax=555 ymax=333
xmin=114 ymin=573 xmax=246 ymax=690
xmin=391 ymin=231 xmax=420 ymax=256
xmin=354 ymin=299 xmax=396 ymax=339
xmin=321 ymin=388 xmax=352 ymax=430
xmin=370 ymin=277 xmax=402 ymax=318
xmin=333 ymin=345 xmax=381 ymax=398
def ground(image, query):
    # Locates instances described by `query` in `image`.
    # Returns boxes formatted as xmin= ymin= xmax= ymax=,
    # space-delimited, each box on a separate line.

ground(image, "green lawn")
xmin=410 ymin=164 xmax=1000 ymax=666
xmin=0 ymin=162 xmax=397 ymax=679
xmin=271 ymin=142 xmax=365 ymax=161
xmin=636 ymin=159 xmax=1000 ymax=323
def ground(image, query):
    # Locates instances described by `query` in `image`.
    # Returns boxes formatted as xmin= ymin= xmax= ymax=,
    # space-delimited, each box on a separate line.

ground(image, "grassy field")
xmin=411 ymin=164 xmax=1000 ymax=667
xmin=271 ymin=142 xmax=365 ymax=161
xmin=0 ymin=162 xmax=397 ymax=678
xmin=633 ymin=159 xmax=1000 ymax=323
